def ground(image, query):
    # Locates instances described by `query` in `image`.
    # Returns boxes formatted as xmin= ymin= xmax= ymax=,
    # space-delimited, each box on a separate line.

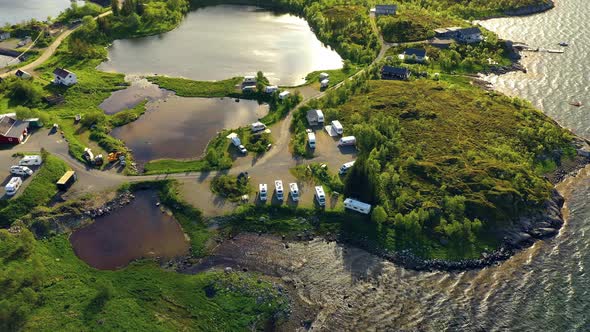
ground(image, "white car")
xmin=10 ymin=165 xmax=33 ymax=176
xmin=238 ymin=145 xmax=248 ymax=154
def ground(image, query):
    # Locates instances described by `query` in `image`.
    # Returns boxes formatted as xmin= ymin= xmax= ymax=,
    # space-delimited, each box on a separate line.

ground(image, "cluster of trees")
xmin=0 ymin=78 xmax=43 ymax=106
xmin=210 ymin=174 xmax=251 ymax=200
xmin=396 ymin=0 xmax=550 ymax=18
xmin=377 ymin=5 xmax=461 ymax=43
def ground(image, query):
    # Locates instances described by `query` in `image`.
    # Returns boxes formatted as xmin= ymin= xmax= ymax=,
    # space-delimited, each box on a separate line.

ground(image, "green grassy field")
xmin=147 ymin=76 xmax=243 ymax=98
xmin=0 ymin=229 xmax=289 ymax=331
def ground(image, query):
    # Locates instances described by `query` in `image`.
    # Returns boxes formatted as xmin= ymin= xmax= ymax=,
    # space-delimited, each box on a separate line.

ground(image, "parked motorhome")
xmin=5 ymin=177 xmax=23 ymax=196
xmin=229 ymin=134 xmax=247 ymax=153
xmin=10 ymin=165 xmax=33 ymax=176
xmin=306 ymin=109 xmax=324 ymax=126
xmin=339 ymin=161 xmax=355 ymax=175
xmin=251 ymin=121 xmax=266 ymax=132
xmin=320 ymin=79 xmax=329 ymax=88
xmin=242 ymin=85 xmax=256 ymax=93
xmin=279 ymin=91 xmax=290 ymax=100
xmin=319 ymin=72 xmax=329 ymax=80
xmin=265 ymin=85 xmax=279 ymax=93
xmin=56 ymin=171 xmax=77 ymax=191
xmin=275 ymin=180 xmax=284 ymax=200
xmin=338 ymin=136 xmax=356 ymax=147
xmin=259 ymin=183 xmax=268 ymax=201
xmin=18 ymin=155 xmax=42 ymax=166
xmin=289 ymin=183 xmax=300 ymax=201
xmin=315 ymin=186 xmax=326 ymax=206
xmin=344 ymin=198 xmax=372 ymax=214
xmin=331 ymin=120 xmax=343 ymax=135
xmin=307 ymin=132 xmax=316 ymax=149
xmin=243 ymin=76 xmax=256 ymax=83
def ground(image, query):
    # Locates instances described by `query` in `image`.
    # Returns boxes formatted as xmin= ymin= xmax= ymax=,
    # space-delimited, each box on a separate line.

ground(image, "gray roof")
xmin=375 ymin=4 xmax=397 ymax=10
xmin=457 ymin=27 xmax=482 ymax=35
xmin=382 ymin=66 xmax=410 ymax=76
xmin=6 ymin=120 xmax=28 ymax=138
xmin=0 ymin=116 xmax=15 ymax=135
xmin=53 ymin=67 xmax=72 ymax=79
xmin=404 ymin=48 xmax=427 ymax=58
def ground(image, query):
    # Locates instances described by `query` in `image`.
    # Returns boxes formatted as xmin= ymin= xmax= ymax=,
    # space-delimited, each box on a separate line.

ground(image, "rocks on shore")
xmin=84 ymin=191 xmax=135 ymax=218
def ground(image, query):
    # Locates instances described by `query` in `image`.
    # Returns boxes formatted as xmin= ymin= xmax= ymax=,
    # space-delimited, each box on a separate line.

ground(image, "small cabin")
xmin=53 ymin=68 xmax=77 ymax=86
xmin=0 ymin=114 xmax=29 ymax=145
xmin=455 ymin=27 xmax=483 ymax=44
xmin=402 ymin=48 xmax=427 ymax=62
xmin=381 ymin=66 xmax=410 ymax=80
xmin=344 ymin=198 xmax=372 ymax=214
xmin=15 ymin=69 xmax=32 ymax=79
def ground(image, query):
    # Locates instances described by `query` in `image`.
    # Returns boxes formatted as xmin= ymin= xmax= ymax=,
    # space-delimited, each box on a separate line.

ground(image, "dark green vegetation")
xmin=292 ymin=73 xmax=573 ymax=259
xmin=385 ymin=29 xmax=512 ymax=74
xmin=147 ymin=76 xmax=242 ymax=97
xmin=290 ymin=163 xmax=344 ymax=194
xmin=210 ymin=174 xmax=252 ymax=201
xmin=0 ymin=228 xmax=289 ymax=331
xmin=0 ymin=151 xmax=68 ymax=228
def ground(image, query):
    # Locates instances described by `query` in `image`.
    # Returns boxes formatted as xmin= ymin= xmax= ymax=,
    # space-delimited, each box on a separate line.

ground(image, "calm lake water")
xmin=98 ymin=5 xmax=343 ymax=86
xmin=99 ymin=77 xmax=171 ymax=114
xmin=0 ymin=0 xmax=79 ymax=25
xmin=190 ymin=1 xmax=590 ymax=330
xmin=70 ymin=191 xmax=189 ymax=270
xmin=110 ymin=96 xmax=268 ymax=165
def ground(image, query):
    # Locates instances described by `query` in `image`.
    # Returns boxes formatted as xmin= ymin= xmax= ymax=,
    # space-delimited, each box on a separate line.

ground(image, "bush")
xmin=210 ymin=175 xmax=251 ymax=201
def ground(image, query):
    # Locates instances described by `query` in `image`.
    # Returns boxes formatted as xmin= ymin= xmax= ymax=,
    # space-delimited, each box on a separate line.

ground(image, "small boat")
xmin=570 ymin=101 xmax=583 ymax=107
xmin=547 ymin=49 xmax=565 ymax=54
xmin=558 ymin=42 xmax=569 ymax=47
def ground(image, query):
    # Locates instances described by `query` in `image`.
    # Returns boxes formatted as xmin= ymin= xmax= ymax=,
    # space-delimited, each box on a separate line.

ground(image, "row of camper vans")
xmin=4 ymin=155 xmax=43 ymax=196
xmin=258 ymin=182 xmax=326 ymax=207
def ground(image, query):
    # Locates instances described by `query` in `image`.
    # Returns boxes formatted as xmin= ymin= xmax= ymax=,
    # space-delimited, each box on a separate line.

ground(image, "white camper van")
xmin=319 ymin=72 xmax=329 ymax=80
xmin=251 ymin=121 xmax=266 ymax=132
xmin=279 ymin=91 xmax=290 ymax=100
xmin=320 ymin=79 xmax=329 ymax=88
xmin=5 ymin=177 xmax=23 ymax=196
xmin=18 ymin=155 xmax=42 ymax=166
xmin=259 ymin=183 xmax=268 ymax=201
xmin=338 ymin=136 xmax=356 ymax=147
xmin=275 ymin=180 xmax=284 ymax=200
xmin=265 ymin=85 xmax=279 ymax=93
xmin=289 ymin=183 xmax=299 ymax=201
xmin=10 ymin=165 xmax=33 ymax=176
xmin=315 ymin=110 xmax=325 ymax=123
xmin=339 ymin=161 xmax=355 ymax=175
xmin=331 ymin=120 xmax=343 ymax=135
xmin=243 ymin=76 xmax=256 ymax=83
xmin=344 ymin=198 xmax=371 ymax=214
xmin=307 ymin=132 xmax=316 ymax=149
xmin=315 ymin=186 xmax=326 ymax=207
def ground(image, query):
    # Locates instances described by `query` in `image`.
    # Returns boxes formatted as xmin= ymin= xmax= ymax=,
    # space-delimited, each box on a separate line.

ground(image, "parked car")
xmin=10 ymin=165 xmax=33 ymax=176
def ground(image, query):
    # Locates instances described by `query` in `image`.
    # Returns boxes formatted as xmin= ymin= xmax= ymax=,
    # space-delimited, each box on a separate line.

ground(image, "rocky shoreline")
xmin=504 ymin=1 xmax=554 ymax=17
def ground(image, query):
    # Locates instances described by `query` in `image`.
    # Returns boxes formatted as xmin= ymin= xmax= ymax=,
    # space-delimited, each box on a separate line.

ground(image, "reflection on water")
xmin=98 ymin=5 xmax=343 ymax=86
xmin=0 ymin=0 xmax=82 ymax=25
xmin=70 ymin=191 xmax=189 ymax=270
xmin=99 ymin=77 xmax=171 ymax=114
xmin=110 ymin=96 xmax=268 ymax=165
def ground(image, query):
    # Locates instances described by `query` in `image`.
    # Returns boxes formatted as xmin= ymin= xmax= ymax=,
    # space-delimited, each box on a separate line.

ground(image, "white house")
xmin=0 ymin=30 xmax=10 ymax=41
xmin=53 ymin=68 xmax=77 ymax=86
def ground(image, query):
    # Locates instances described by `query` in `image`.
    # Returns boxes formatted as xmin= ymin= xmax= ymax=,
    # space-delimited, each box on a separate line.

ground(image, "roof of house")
xmin=404 ymin=48 xmax=427 ymax=57
xmin=6 ymin=120 xmax=28 ymax=138
xmin=0 ymin=29 xmax=9 ymax=34
xmin=53 ymin=68 xmax=73 ymax=79
xmin=457 ymin=27 xmax=482 ymax=35
xmin=0 ymin=115 xmax=16 ymax=135
xmin=375 ymin=4 xmax=397 ymax=10
xmin=15 ymin=69 xmax=30 ymax=77
xmin=382 ymin=66 xmax=410 ymax=75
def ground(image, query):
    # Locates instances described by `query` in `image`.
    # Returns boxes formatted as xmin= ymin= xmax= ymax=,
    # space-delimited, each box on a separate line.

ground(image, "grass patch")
xmin=0 ymin=151 xmax=68 ymax=228
xmin=290 ymin=163 xmax=344 ymax=194
xmin=147 ymin=76 xmax=243 ymax=98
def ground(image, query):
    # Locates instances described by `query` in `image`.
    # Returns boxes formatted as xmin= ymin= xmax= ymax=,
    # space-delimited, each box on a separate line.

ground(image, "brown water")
xmin=110 ymin=96 xmax=268 ymax=165
xmin=99 ymin=77 xmax=171 ymax=114
xmin=70 ymin=191 xmax=189 ymax=270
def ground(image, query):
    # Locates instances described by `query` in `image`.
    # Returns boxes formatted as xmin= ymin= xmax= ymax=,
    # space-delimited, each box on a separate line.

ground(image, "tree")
xmin=111 ymin=0 xmax=119 ymax=16
xmin=371 ymin=205 xmax=388 ymax=224
xmin=7 ymin=80 xmax=42 ymax=105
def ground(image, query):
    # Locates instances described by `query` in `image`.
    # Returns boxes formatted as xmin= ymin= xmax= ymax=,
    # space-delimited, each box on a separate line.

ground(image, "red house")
xmin=0 ymin=114 xmax=29 ymax=145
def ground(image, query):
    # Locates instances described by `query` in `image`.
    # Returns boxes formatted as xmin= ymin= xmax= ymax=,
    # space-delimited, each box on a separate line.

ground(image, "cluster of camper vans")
xmin=4 ymin=155 xmax=42 ymax=196
xmin=241 ymin=76 xmax=291 ymax=100
xmin=258 ymin=181 xmax=327 ymax=207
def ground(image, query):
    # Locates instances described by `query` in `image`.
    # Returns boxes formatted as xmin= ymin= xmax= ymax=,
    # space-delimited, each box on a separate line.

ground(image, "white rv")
xmin=315 ymin=110 xmax=325 ymax=123
xmin=307 ymin=132 xmax=316 ymax=149
xmin=279 ymin=91 xmax=290 ymax=100
xmin=344 ymin=198 xmax=372 ymax=214
xmin=10 ymin=165 xmax=33 ymax=176
xmin=243 ymin=76 xmax=256 ymax=83
xmin=265 ymin=85 xmax=279 ymax=93
xmin=259 ymin=183 xmax=268 ymax=201
xmin=319 ymin=72 xmax=329 ymax=80
xmin=18 ymin=155 xmax=43 ymax=166
xmin=315 ymin=186 xmax=326 ymax=207
xmin=275 ymin=180 xmax=284 ymax=200
xmin=230 ymin=135 xmax=247 ymax=154
xmin=289 ymin=183 xmax=300 ymax=201
xmin=5 ymin=177 xmax=23 ymax=196
xmin=339 ymin=161 xmax=355 ymax=175
xmin=251 ymin=121 xmax=266 ymax=132
xmin=320 ymin=79 xmax=329 ymax=88
xmin=338 ymin=136 xmax=356 ymax=147
xmin=331 ymin=120 xmax=343 ymax=135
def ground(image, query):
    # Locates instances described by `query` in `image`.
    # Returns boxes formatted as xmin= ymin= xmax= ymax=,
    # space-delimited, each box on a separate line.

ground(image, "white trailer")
xmin=259 ymin=183 xmax=268 ymax=201
xmin=338 ymin=136 xmax=356 ymax=147
xmin=18 ymin=155 xmax=43 ymax=166
xmin=316 ymin=110 xmax=325 ymax=123
xmin=265 ymin=85 xmax=279 ymax=93
xmin=275 ymin=180 xmax=284 ymax=200
xmin=339 ymin=161 xmax=355 ymax=175
xmin=251 ymin=121 xmax=266 ymax=132
xmin=289 ymin=183 xmax=300 ymax=201
xmin=279 ymin=91 xmax=290 ymax=100
xmin=331 ymin=120 xmax=343 ymax=135
xmin=243 ymin=75 xmax=256 ymax=83
xmin=320 ymin=79 xmax=329 ymax=88
xmin=344 ymin=198 xmax=372 ymax=214
xmin=10 ymin=165 xmax=33 ymax=176
xmin=319 ymin=72 xmax=329 ymax=80
xmin=315 ymin=186 xmax=326 ymax=206
xmin=5 ymin=177 xmax=23 ymax=196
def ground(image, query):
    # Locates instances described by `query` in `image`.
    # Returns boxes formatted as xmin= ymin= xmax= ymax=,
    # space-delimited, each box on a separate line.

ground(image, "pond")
xmin=97 ymin=5 xmax=343 ymax=86
xmin=0 ymin=0 xmax=82 ymax=25
xmin=110 ymin=96 xmax=268 ymax=165
xmin=99 ymin=77 xmax=171 ymax=114
xmin=70 ymin=190 xmax=189 ymax=270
